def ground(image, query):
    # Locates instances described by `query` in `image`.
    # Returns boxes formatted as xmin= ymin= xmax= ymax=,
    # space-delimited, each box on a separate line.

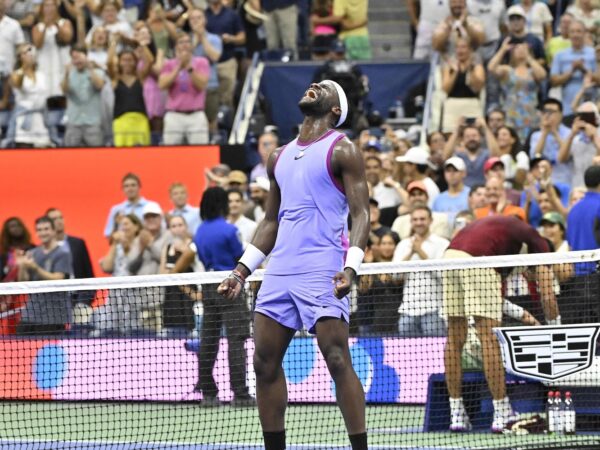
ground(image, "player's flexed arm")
xmin=218 ymin=148 xmax=283 ymax=300
xmin=331 ymin=137 xmax=370 ymax=299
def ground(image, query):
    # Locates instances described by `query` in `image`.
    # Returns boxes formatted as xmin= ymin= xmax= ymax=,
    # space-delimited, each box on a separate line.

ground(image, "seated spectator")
xmin=394 ymin=205 xmax=449 ymax=338
xmin=443 ymin=118 xmax=496 ymax=187
xmin=104 ymin=172 xmax=153 ymax=238
xmin=432 ymin=0 xmax=485 ymax=55
xmin=396 ymin=147 xmax=440 ymax=207
xmin=62 ymin=45 xmax=106 ymax=147
xmin=6 ymin=44 xmax=52 ymax=148
xmin=474 ymin=175 xmax=526 ymax=220
xmin=16 ymin=216 xmax=73 ymax=335
xmin=250 ymin=131 xmax=278 ymax=181
xmin=0 ymin=217 xmax=33 ymax=335
xmin=159 ymin=214 xmax=200 ymax=337
xmin=487 ymin=38 xmax=547 ymax=144
xmin=550 ymin=20 xmax=597 ymax=116
xmin=369 ymin=198 xmax=399 ymax=241
xmin=227 ymin=187 xmax=257 ymax=248
xmin=365 ymin=154 xmax=403 ymax=211
xmin=518 ymin=0 xmax=553 ymax=44
xmin=559 ymin=102 xmax=600 ymax=187
xmin=485 ymin=107 xmax=506 ymax=135
xmin=529 ymin=98 xmax=573 ymax=185
xmin=468 ymin=183 xmax=486 ymax=210
xmin=392 ymin=181 xmax=451 ymax=240
xmin=520 ymin=157 xmax=571 ymax=227
xmin=426 ymin=131 xmax=448 ymax=191
xmin=483 ymin=157 xmax=521 ymax=205
xmin=432 ymin=156 xmax=470 ymax=225
xmin=168 ymin=182 xmax=200 ymax=235
xmin=495 ymin=126 xmax=529 ymax=190
xmin=502 ymin=5 xmax=545 ymax=66
xmin=33 ymin=0 xmax=73 ymax=100
xmin=441 ymin=37 xmax=486 ymax=133
xmin=546 ymin=13 xmax=573 ymax=66
xmin=146 ymin=2 xmax=178 ymax=57
xmin=108 ymin=36 xmax=150 ymax=146
xmin=189 ymin=8 xmax=222 ymax=140
xmin=159 ymin=31 xmax=210 ymax=145
xmin=205 ymin=0 xmax=245 ymax=110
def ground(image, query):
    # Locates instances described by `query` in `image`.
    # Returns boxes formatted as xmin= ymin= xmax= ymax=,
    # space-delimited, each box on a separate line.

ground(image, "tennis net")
xmin=1 ymin=249 xmax=600 ymax=449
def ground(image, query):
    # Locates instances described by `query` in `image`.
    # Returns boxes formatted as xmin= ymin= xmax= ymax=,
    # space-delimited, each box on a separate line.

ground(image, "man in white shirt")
xmin=227 ymin=188 xmax=257 ymax=248
xmin=168 ymin=182 xmax=201 ymax=235
xmin=408 ymin=0 xmax=449 ymax=60
xmin=467 ymin=0 xmax=506 ymax=61
xmin=393 ymin=205 xmax=449 ymax=337
xmin=0 ymin=0 xmax=25 ymax=76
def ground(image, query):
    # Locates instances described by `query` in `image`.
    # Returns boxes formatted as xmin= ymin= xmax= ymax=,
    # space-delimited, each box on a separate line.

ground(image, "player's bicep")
xmin=262 ymin=147 xmax=283 ymax=223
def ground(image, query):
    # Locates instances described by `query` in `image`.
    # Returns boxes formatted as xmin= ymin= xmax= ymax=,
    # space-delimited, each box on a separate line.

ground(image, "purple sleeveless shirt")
xmin=267 ymin=129 xmax=349 ymax=276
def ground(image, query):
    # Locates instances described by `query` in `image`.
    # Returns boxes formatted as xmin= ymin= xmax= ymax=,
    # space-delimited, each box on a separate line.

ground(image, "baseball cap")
xmin=407 ymin=180 xmax=428 ymax=195
xmin=228 ymin=170 xmax=248 ymax=185
xmin=364 ymin=138 xmax=382 ymax=152
xmin=540 ymin=212 xmax=566 ymax=230
xmin=483 ymin=157 xmax=505 ymax=173
xmin=250 ymin=176 xmax=270 ymax=192
xmin=142 ymin=201 xmax=163 ymax=217
xmin=444 ymin=156 xmax=467 ymax=171
xmin=507 ymin=5 xmax=526 ymax=19
xmin=396 ymin=147 xmax=430 ymax=165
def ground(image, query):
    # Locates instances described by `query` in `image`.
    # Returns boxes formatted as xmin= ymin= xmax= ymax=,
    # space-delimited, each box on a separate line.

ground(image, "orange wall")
xmin=0 ymin=146 xmax=220 ymax=277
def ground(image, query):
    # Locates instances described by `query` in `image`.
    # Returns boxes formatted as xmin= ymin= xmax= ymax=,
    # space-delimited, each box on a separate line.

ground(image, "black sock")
xmin=263 ymin=430 xmax=286 ymax=450
xmin=349 ymin=432 xmax=368 ymax=450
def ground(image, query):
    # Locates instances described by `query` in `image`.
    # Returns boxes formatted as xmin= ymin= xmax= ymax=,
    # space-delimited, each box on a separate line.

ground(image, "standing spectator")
xmin=559 ymin=102 xmax=600 ymax=188
xmin=6 ymin=44 xmax=52 ymax=148
xmin=394 ymin=205 xmax=449 ymax=337
xmin=546 ymin=13 xmax=573 ymax=66
xmin=146 ymin=2 xmax=178 ymax=57
xmin=441 ymin=37 xmax=486 ymax=133
xmin=408 ymin=0 xmax=450 ymax=60
xmin=0 ymin=0 xmax=26 ymax=77
xmin=518 ymin=0 xmax=553 ymax=44
xmin=485 ymin=107 xmax=506 ymax=135
xmin=468 ymin=183 xmax=486 ymax=209
xmin=432 ymin=0 xmax=485 ymax=55
xmin=396 ymin=147 xmax=440 ymax=207
xmin=566 ymin=0 xmax=600 ymax=39
xmin=0 ymin=217 xmax=33 ymax=335
xmin=46 ymin=207 xmax=94 ymax=280
xmin=251 ymin=131 xmax=278 ymax=182
xmin=529 ymin=98 xmax=572 ymax=185
xmin=566 ymin=165 xmax=600 ymax=323
xmin=159 ymin=31 xmax=210 ymax=144
xmin=551 ymin=20 xmax=597 ymax=116
xmin=159 ymin=215 xmax=199 ymax=337
xmin=467 ymin=0 xmax=506 ymax=62
xmin=205 ymin=0 xmax=245 ymax=109
xmin=5 ymin=0 xmax=36 ymax=41
xmin=86 ymin=0 xmax=133 ymax=45
xmin=262 ymin=0 xmax=298 ymax=59
xmin=432 ymin=157 xmax=470 ymax=225
xmin=474 ymin=175 xmax=526 ymax=220
xmin=168 ymin=182 xmax=201 ymax=235
xmin=502 ymin=5 xmax=545 ymax=66
xmin=85 ymin=26 xmax=111 ymax=71
xmin=495 ymin=126 xmax=529 ymax=189
xmin=487 ymin=38 xmax=547 ymax=144
xmin=104 ymin=172 xmax=151 ymax=238
xmin=331 ymin=0 xmax=370 ymax=60
xmin=62 ymin=45 xmax=106 ymax=147
xmin=32 ymin=0 xmax=73 ymax=99
xmin=228 ymin=188 xmax=257 ymax=248
xmin=189 ymin=8 xmax=222 ymax=140
xmin=107 ymin=38 xmax=150 ymax=146
xmin=174 ymin=186 xmax=253 ymax=406
xmin=16 ymin=216 xmax=73 ymax=335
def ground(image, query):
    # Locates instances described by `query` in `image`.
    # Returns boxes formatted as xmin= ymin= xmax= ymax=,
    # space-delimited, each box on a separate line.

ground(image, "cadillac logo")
xmin=494 ymin=324 xmax=600 ymax=382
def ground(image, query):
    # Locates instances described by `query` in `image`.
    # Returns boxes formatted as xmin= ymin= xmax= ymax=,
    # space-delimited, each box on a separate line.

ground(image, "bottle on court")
xmin=563 ymin=391 xmax=576 ymax=435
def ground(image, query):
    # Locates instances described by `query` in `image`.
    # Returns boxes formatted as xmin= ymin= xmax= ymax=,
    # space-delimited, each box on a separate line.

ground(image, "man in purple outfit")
xmin=218 ymin=80 xmax=370 ymax=450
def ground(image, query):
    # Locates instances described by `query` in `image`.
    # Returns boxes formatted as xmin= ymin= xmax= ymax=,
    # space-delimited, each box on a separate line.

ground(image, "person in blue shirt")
xmin=174 ymin=186 xmax=253 ymax=406
xmin=566 ymin=165 xmax=600 ymax=323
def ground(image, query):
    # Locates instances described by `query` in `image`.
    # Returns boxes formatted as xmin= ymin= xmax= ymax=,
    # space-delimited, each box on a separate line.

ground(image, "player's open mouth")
xmin=305 ymin=88 xmax=318 ymax=100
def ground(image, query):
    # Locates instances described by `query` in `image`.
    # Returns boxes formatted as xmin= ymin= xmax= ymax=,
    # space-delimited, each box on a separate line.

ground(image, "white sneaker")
xmin=449 ymin=410 xmax=472 ymax=432
xmin=492 ymin=409 xmax=516 ymax=433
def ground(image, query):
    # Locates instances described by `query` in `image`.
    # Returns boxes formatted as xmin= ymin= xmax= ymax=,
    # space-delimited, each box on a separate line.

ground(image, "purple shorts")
xmin=254 ymin=271 xmax=350 ymax=334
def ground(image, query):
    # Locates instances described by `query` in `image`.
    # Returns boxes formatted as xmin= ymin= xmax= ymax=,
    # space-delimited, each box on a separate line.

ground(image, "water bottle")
xmin=192 ymin=301 xmax=203 ymax=339
xmin=564 ymin=391 xmax=576 ymax=435
xmin=394 ymin=98 xmax=405 ymax=119
xmin=554 ymin=391 xmax=564 ymax=435
xmin=546 ymin=391 xmax=556 ymax=434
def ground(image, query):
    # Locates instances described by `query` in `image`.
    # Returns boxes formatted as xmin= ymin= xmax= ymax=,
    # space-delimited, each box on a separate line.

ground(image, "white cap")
xmin=250 ymin=176 xmax=270 ymax=192
xmin=396 ymin=146 xmax=430 ymax=165
xmin=142 ymin=201 xmax=163 ymax=217
xmin=444 ymin=156 xmax=467 ymax=171
xmin=507 ymin=5 xmax=526 ymax=18
xmin=327 ymin=80 xmax=348 ymax=127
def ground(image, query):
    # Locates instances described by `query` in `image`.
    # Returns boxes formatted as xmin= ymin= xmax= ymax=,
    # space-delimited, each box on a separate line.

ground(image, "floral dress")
xmin=502 ymin=67 xmax=540 ymax=144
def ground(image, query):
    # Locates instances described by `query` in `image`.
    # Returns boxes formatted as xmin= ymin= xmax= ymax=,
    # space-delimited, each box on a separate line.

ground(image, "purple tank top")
xmin=267 ymin=129 xmax=349 ymax=275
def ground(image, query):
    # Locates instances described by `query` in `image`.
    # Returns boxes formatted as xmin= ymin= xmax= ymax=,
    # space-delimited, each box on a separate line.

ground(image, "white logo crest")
xmin=494 ymin=324 xmax=600 ymax=382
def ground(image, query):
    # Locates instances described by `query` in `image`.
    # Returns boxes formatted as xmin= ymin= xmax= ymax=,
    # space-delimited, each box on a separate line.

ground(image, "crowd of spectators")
xmin=0 ymin=0 xmax=371 ymax=147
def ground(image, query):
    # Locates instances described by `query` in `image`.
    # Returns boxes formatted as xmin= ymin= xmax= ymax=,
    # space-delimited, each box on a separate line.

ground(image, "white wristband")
xmin=344 ymin=246 xmax=365 ymax=274
xmin=238 ymin=244 xmax=267 ymax=274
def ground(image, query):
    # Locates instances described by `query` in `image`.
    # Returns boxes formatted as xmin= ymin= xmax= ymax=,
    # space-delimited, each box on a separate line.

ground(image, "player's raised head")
xmin=298 ymin=80 xmax=347 ymax=128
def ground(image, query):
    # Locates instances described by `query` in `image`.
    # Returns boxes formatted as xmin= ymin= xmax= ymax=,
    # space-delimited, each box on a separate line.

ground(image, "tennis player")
xmin=218 ymin=80 xmax=370 ymax=450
